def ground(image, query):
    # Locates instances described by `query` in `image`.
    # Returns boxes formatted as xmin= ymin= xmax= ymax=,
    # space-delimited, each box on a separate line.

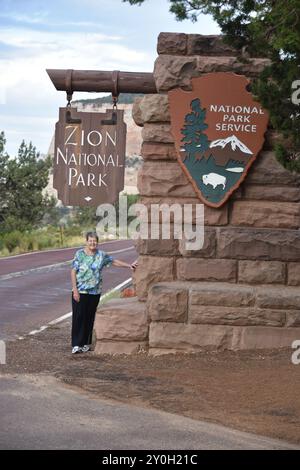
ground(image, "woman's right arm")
xmin=71 ymin=269 xmax=80 ymax=302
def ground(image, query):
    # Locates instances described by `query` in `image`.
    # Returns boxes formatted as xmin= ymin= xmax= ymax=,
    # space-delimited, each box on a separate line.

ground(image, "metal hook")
xmin=101 ymin=71 xmax=119 ymax=125
xmin=65 ymin=108 xmax=81 ymax=124
xmin=101 ymin=111 xmax=117 ymax=125
xmin=65 ymin=69 xmax=81 ymax=124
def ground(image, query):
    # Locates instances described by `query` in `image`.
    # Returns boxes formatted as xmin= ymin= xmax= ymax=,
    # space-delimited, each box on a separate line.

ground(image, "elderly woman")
xmin=71 ymin=231 xmax=136 ymax=354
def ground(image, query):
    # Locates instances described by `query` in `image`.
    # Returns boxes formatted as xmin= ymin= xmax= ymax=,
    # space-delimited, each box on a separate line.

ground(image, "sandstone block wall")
xmin=131 ymin=32 xmax=300 ymax=354
xmin=95 ymin=33 xmax=300 ymax=355
xmin=94 ymin=298 xmax=148 ymax=354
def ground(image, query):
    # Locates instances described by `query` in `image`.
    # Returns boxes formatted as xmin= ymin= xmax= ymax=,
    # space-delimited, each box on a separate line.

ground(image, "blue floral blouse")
xmin=72 ymin=248 xmax=113 ymax=295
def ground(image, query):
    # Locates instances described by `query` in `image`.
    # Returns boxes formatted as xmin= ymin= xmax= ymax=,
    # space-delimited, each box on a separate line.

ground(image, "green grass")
xmin=0 ymin=228 xmax=117 ymax=257
xmin=99 ymin=289 xmax=121 ymax=305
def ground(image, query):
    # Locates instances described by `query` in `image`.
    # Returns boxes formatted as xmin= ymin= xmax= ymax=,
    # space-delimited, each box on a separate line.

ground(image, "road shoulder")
xmin=2 ymin=319 xmax=300 ymax=446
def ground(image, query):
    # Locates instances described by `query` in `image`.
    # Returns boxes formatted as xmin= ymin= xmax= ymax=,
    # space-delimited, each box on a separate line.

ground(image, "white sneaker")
xmin=82 ymin=345 xmax=90 ymax=353
xmin=72 ymin=346 xmax=82 ymax=354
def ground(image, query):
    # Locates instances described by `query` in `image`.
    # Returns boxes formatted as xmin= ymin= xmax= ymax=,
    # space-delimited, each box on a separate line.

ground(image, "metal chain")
xmin=112 ymin=94 xmax=118 ymax=110
xmin=66 ymin=92 xmax=72 ymax=108
xmin=66 ymin=69 xmax=73 ymax=108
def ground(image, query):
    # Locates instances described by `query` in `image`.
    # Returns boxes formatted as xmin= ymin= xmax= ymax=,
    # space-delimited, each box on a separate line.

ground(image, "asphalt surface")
xmin=0 ymin=240 xmax=137 ymax=340
xmin=1 ymin=242 xmax=299 ymax=451
xmin=1 ymin=374 xmax=298 ymax=450
xmin=0 ymin=239 xmax=134 ymax=275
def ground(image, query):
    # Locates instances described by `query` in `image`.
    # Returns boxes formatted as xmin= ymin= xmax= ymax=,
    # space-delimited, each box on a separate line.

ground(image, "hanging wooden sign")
xmin=53 ymin=107 xmax=126 ymax=206
xmin=169 ymin=73 xmax=269 ymax=208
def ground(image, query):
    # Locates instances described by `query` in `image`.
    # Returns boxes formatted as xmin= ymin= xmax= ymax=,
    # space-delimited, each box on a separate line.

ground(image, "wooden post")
xmin=46 ymin=69 xmax=157 ymax=94
xmin=60 ymin=225 xmax=63 ymax=247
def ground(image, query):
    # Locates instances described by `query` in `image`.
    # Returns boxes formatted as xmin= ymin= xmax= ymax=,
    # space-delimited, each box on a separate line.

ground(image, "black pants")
xmin=71 ymin=293 xmax=100 ymax=347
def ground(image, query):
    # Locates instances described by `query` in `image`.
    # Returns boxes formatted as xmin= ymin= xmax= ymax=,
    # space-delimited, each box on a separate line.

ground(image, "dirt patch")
xmin=2 ymin=320 xmax=300 ymax=445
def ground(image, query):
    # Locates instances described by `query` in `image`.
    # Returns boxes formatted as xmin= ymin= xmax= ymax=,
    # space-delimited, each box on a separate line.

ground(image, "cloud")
xmin=0 ymin=25 xmax=153 ymax=155
xmin=0 ymin=0 xmax=220 ymax=156
xmin=0 ymin=11 xmax=112 ymax=29
xmin=0 ymin=27 xmax=152 ymax=91
xmin=0 ymin=113 xmax=57 ymax=156
xmin=0 ymin=27 xmax=122 ymax=50
xmin=0 ymin=11 xmax=49 ymax=25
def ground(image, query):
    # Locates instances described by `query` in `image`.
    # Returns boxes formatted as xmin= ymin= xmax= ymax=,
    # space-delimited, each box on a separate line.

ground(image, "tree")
xmin=0 ymin=132 xmax=9 ymax=220
xmin=72 ymin=206 xmax=99 ymax=227
xmin=124 ymin=0 xmax=300 ymax=170
xmin=0 ymin=135 xmax=55 ymax=232
xmin=72 ymin=193 xmax=140 ymax=229
xmin=181 ymin=98 xmax=210 ymax=159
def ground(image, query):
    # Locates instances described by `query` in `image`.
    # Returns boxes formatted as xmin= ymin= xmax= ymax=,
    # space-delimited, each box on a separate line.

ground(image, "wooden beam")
xmin=46 ymin=69 xmax=157 ymax=94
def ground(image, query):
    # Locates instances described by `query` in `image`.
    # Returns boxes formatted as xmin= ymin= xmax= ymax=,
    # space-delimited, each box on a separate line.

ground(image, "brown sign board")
xmin=53 ymin=107 xmax=126 ymax=206
xmin=169 ymin=73 xmax=269 ymax=208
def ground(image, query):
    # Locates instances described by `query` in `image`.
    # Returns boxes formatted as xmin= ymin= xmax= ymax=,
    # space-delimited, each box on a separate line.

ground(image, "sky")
xmin=0 ymin=0 xmax=219 ymax=156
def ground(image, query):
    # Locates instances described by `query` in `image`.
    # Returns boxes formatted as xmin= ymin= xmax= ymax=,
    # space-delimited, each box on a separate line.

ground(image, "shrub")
xmin=3 ymin=230 xmax=23 ymax=252
xmin=37 ymin=233 xmax=56 ymax=250
xmin=19 ymin=234 xmax=30 ymax=252
xmin=0 ymin=247 xmax=10 ymax=257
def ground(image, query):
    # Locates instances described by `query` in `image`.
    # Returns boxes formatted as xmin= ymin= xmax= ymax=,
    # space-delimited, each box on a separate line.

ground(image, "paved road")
xmin=0 ymin=374 xmax=298 ymax=450
xmin=1 ymin=244 xmax=299 ymax=451
xmin=0 ymin=240 xmax=137 ymax=340
xmin=0 ymin=239 xmax=133 ymax=276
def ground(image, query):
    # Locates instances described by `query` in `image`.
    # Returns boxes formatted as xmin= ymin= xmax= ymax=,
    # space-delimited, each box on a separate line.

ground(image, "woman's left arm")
xmin=112 ymin=259 xmax=136 ymax=270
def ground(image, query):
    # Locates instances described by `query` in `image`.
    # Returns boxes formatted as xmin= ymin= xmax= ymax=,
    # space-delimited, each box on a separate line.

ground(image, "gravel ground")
xmin=2 ymin=320 xmax=300 ymax=445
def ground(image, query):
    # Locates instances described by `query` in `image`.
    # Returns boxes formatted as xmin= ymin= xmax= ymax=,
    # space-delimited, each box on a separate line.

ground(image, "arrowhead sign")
xmin=53 ymin=107 xmax=126 ymax=207
xmin=168 ymin=73 xmax=269 ymax=208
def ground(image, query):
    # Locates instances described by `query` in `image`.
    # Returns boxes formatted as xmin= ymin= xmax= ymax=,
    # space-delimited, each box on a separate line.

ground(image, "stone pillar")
xmin=132 ymin=33 xmax=300 ymax=354
xmin=94 ymin=33 xmax=300 ymax=355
